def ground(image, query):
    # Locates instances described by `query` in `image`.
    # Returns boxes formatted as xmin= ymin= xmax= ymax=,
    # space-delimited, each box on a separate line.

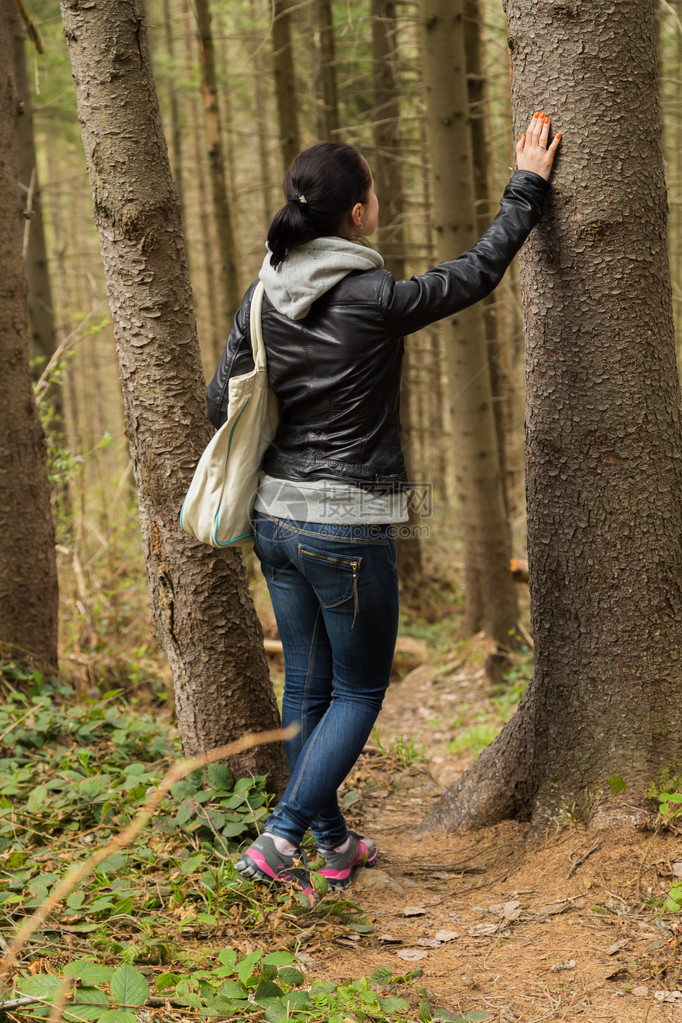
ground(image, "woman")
xmin=207 ymin=112 xmax=560 ymax=895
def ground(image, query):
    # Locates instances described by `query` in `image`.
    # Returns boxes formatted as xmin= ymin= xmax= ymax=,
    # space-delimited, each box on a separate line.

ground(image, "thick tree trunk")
xmin=0 ymin=6 xmax=58 ymax=675
xmin=420 ymin=0 xmax=682 ymax=833
xmin=420 ymin=0 xmax=519 ymax=643
xmin=59 ymin=0 xmax=288 ymax=791
xmin=371 ymin=0 xmax=423 ymax=592
xmin=272 ymin=0 xmax=300 ymax=173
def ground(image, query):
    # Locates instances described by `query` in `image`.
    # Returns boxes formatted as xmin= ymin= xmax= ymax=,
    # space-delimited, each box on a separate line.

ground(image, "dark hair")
xmin=266 ymin=142 xmax=372 ymax=268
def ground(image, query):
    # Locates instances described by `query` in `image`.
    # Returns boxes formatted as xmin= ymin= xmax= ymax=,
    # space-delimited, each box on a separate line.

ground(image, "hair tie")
xmin=287 ymin=194 xmax=307 ymax=205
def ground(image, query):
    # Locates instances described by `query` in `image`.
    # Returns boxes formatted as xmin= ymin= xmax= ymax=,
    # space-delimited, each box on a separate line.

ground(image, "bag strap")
xmin=248 ymin=281 xmax=266 ymax=372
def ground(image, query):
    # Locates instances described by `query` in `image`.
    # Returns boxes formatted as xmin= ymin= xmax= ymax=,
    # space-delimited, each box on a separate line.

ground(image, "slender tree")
xmin=421 ymin=0 xmax=682 ymax=832
xmin=0 ymin=4 xmax=58 ymax=675
xmin=371 ymin=0 xmax=423 ymax=590
xmin=194 ymin=0 xmax=240 ymax=318
xmin=419 ymin=0 xmax=519 ymax=643
xmin=315 ymin=0 xmax=340 ymax=140
xmin=13 ymin=15 xmax=60 ymax=397
xmin=58 ymin=0 xmax=288 ymax=790
xmin=272 ymin=0 xmax=300 ymax=172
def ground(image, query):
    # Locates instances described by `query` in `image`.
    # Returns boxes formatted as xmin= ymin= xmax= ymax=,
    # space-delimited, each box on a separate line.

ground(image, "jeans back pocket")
xmin=298 ymin=544 xmax=361 ymax=624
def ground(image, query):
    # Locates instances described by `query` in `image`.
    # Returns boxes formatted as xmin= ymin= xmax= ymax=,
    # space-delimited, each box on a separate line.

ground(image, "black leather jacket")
xmin=206 ymin=170 xmax=549 ymax=492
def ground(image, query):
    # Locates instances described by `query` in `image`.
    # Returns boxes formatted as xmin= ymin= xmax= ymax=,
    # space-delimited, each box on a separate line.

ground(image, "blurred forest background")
xmin=16 ymin=0 xmax=682 ymax=688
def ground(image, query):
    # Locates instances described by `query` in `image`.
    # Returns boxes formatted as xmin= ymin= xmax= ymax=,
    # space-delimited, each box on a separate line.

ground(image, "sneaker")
xmin=317 ymin=832 xmax=377 ymax=890
xmin=235 ymin=834 xmax=317 ymax=903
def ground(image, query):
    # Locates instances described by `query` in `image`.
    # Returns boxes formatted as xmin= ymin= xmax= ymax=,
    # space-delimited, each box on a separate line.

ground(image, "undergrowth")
xmin=0 ymin=666 xmax=476 ymax=1023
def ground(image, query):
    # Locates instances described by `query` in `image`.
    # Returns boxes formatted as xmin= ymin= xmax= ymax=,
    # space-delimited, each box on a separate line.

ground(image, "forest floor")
xmin=254 ymin=588 xmax=682 ymax=1023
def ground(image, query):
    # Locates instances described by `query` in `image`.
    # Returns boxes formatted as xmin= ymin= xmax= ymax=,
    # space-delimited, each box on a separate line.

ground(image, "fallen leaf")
xmin=654 ymin=990 xmax=682 ymax=1003
xmin=417 ymin=937 xmax=441 ymax=948
xmin=606 ymin=939 xmax=630 ymax=955
xmin=550 ymin=960 xmax=576 ymax=971
xmin=488 ymin=900 xmax=521 ymax=922
xmin=396 ymin=948 xmax=429 ymax=961
xmin=632 ymin=986 xmax=649 ymax=997
xmin=469 ymin=923 xmax=499 ymax=937
xmin=672 ymin=862 xmax=682 ymax=878
xmin=434 ymin=929 xmax=459 ymax=942
xmin=402 ymin=905 xmax=427 ymax=916
xmin=538 ymin=902 xmax=568 ymax=916
xmin=378 ymin=934 xmax=402 ymax=944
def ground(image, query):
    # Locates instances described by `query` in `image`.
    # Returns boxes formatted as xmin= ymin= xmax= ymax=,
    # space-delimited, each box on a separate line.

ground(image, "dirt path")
xmin=301 ymin=656 xmax=682 ymax=1022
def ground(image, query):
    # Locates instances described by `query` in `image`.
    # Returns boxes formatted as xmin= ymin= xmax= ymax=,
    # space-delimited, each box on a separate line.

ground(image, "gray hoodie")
xmin=258 ymin=236 xmax=384 ymax=321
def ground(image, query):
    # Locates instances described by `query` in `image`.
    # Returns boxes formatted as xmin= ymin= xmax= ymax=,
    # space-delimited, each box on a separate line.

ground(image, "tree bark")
xmin=420 ymin=0 xmax=519 ymax=643
xmin=371 ymin=0 xmax=423 ymax=592
xmin=13 ymin=16 xmax=61 ymax=407
xmin=58 ymin=0 xmax=288 ymax=791
xmin=0 ymin=5 xmax=58 ymax=675
xmin=420 ymin=0 xmax=682 ymax=832
xmin=315 ymin=0 xmax=340 ymax=140
xmin=193 ymin=0 xmax=240 ymax=319
xmin=272 ymin=0 xmax=300 ymax=173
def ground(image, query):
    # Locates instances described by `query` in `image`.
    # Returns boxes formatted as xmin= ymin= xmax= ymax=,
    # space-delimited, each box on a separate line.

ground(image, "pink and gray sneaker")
xmin=235 ymin=834 xmax=316 ymax=901
xmin=317 ymin=831 xmax=377 ymax=890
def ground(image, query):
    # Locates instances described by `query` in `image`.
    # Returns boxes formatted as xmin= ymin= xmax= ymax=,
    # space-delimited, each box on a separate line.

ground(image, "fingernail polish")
xmin=556 ymin=133 xmax=562 ymax=140
xmin=544 ymin=116 xmax=549 ymax=123
xmin=534 ymin=112 xmax=540 ymax=118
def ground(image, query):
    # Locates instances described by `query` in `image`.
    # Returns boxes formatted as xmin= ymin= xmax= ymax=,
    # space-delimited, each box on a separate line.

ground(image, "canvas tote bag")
xmin=180 ymin=281 xmax=279 ymax=548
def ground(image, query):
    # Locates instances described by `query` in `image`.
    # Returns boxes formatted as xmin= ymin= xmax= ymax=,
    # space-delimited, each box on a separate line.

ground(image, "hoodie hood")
xmin=259 ymin=236 xmax=384 ymax=321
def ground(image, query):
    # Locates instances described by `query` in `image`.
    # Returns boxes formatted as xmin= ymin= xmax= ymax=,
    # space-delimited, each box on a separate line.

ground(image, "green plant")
xmin=372 ymin=731 xmax=426 ymax=767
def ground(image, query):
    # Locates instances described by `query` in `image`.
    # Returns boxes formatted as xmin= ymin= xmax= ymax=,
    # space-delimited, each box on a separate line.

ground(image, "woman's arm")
xmin=382 ymin=112 xmax=560 ymax=337
xmin=206 ymin=282 xmax=258 ymax=428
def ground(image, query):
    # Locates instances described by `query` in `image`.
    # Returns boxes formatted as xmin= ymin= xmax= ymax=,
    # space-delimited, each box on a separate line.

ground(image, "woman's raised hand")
xmin=516 ymin=111 xmax=561 ymax=181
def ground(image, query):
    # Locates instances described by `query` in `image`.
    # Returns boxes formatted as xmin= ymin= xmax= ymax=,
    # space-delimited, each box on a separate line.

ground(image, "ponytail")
xmin=267 ymin=143 xmax=372 ymax=268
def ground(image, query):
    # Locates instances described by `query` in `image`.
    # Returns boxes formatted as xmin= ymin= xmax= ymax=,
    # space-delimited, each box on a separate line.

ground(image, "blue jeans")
xmin=252 ymin=511 xmax=399 ymax=849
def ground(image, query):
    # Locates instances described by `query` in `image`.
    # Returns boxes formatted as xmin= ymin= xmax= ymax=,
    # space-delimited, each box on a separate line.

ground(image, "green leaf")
xmin=98 ymin=1012 xmax=137 ymax=1023
xmin=27 ymin=784 xmax=48 ymax=813
xmin=154 ymin=973 xmax=182 ymax=992
xmin=261 ymin=952 xmax=296 ymax=967
xmin=15 ymin=975 xmax=64 ymax=999
xmin=381 ymin=995 xmax=410 ymax=1011
xmin=175 ymin=797 xmax=196 ymax=826
xmin=217 ymin=948 xmax=238 ymax=971
xmin=180 ymin=852 xmax=204 ymax=876
xmin=218 ymin=980 xmax=249 ymax=999
xmin=607 ymin=776 xmax=627 ymax=795
xmin=206 ymin=764 xmax=233 ymax=789
xmin=63 ymin=961 xmax=114 ymax=984
xmin=262 ymin=1001 xmax=288 ymax=1022
xmin=277 ymin=967 xmax=304 ymax=986
xmin=236 ymin=949 xmax=264 ymax=984
xmin=255 ymin=981 xmax=283 ymax=1002
xmin=110 ymin=964 xmax=149 ymax=1006
xmin=221 ymin=821 xmax=248 ymax=837
xmin=72 ymin=987 xmax=111 ymax=1020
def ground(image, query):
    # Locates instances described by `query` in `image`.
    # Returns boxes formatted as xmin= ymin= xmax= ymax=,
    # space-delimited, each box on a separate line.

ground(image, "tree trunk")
xmin=0 ymin=5 xmax=58 ymax=675
xmin=419 ymin=0 xmax=519 ymax=643
xmin=272 ymin=0 xmax=300 ymax=173
xmin=193 ymin=0 xmax=240 ymax=319
xmin=58 ymin=0 xmax=288 ymax=791
xmin=371 ymin=0 xmax=423 ymax=592
xmin=13 ymin=16 xmax=61 ymax=413
xmin=160 ymin=0 xmax=186 ymax=238
xmin=315 ymin=0 xmax=339 ymax=140
xmin=420 ymin=0 xmax=682 ymax=833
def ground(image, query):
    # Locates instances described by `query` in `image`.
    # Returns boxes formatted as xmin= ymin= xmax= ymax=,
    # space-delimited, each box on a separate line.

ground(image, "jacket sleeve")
xmin=206 ymin=282 xmax=258 ymax=429
xmin=381 ymin=171 xmax=549 ymax=336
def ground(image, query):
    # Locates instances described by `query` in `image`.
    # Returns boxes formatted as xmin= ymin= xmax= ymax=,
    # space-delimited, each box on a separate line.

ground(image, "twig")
xmin=13 ymin=0 xmax=45 ymax=53
xmin=34 ymin=315 xmax=94 ymax=399
xmin=0 ymin=725 xmax=294 ymax=980
xmin=47 ymin=976 xmax=74 ymax=1023
xmin=22 ymin=167 xmax=36 ymax=261
xmin=567 ymin=842 xmax=601 ymax=878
